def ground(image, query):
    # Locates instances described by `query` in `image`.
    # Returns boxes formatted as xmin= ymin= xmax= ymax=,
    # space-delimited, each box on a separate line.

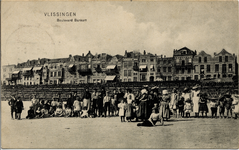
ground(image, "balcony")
xmin=22 ymin=71 xmax=33 ymax=77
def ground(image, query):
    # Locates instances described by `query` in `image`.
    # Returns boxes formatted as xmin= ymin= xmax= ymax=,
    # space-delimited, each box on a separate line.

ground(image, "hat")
xmin=183 ymin=87 xmax=190 ymax=92
xmin=141 ymin=89 xmax=147 ymax=94
xmin=192 ymin=85 xmax=199 ymax=90
xmin=162 ymin=90 xmax=168 ymax=95
xmin=172 ymin=88 xmax=177 ymax=93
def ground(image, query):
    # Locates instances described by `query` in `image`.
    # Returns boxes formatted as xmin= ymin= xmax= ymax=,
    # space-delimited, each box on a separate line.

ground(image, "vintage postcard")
xmin=1 ymin=0 xmax=238 ymax=149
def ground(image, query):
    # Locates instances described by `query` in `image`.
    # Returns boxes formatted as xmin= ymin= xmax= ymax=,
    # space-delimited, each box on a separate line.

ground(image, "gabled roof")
xmin=197 ymin=51 xmax=211 ymax=57
xmin=86 ymin=51 xmax=93 ymax=57
xmin=174 ymin=47 xmax=196 ymax=56
xmin=215 ymin=49 xmax=233 ymax=56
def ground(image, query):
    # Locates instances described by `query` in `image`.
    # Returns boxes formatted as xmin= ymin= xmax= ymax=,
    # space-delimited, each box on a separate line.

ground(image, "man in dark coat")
xmin=8 ymin=95 xmax=17 ymax=119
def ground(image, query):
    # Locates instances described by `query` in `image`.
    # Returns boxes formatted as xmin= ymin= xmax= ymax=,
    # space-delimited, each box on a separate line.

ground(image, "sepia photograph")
xmin=1 ymin=0 xmax=238 ymax=149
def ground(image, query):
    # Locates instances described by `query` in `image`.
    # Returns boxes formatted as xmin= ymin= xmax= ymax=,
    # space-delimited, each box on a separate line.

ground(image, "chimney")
xmin=69 ymin=54 xmax=72 ymax=57
xmin=82 ymin=53 xmax=84 ymax=57
xmin=144 ymin=50 xmax=146 ymax=55
xmin=164 ymin=55 xmax=166 ymax=58
xmin=161 ymin=55 xmax=163 ymax=58
xmin=214 ymin=52 xmax=216 ymax=56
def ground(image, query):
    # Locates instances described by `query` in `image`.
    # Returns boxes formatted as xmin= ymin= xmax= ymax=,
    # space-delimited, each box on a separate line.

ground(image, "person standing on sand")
xmin=15 ymin=97 xmax=24 ymax=120
xmin=8 ymin=94 xmax=17 ymax=119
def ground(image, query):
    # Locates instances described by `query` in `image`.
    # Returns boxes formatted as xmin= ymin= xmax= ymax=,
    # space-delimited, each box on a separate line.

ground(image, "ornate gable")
xmin=215 ymin=49 xmax=232 ymax=56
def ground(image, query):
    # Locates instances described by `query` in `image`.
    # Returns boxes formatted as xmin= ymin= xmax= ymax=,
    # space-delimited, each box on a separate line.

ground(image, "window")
xmin=168 ymin=76 xmax=172 ymax=81
xmin=30 ymin=82 xmax=32 ymax=85
xmin=225 ymin=56 xmax=228 ymax=62
xmin=58 ymin=71 xmax=61 ymax=77
xmin=182 ymin=60 xmax=185 ymax=66
xmin=194 ymin=75 xmax=198 ymax=80
xmin=188 ymin=58 xmax=192 ymax=63
xmin=128 ymin=70 xmax=132 ymax=76
xmin=150 ymin=73 xmax=154 ymax=75
xmin=181 ymin=77 xmax=185 ymax=81
xmin=157 ymin=67 xmax=160 ymax=72
xmin=128 ymin=61 xmax=132 ymax=67
xmin=128 ymin=79 xmax=131 ymax=82
xmin=54 ymin=72 xmax=57 ymax=77
xmin=50 ymin=72 xmax=53 ymax=77
xmin=199 ymin=57 xmax=201 ymax=63
xmin=168 ymin=60 xmax=171 ymax=64
xmin=186 ymin=77 xmax=191 ymax=81
xmin=204 ymin=57 xmax=207 ymax=63
xmin=182 ymin=69 xmax=185 ymax=74
xmin=215 ymin=64 xmax=219 ymax=72
xmin=219 ymin=56 xmax=222 ymax=62
xmin=229 ymin=64 xmax=232 ymax=72
xmin=200 ymin=75 xmax=204 ymax=79
xmin=206 ymin=65 xmax=210 ymax=73
xmin=141 ymin=75 xmax=146 ymax=81
xmin=188 ymin=69 xmax=191 ymax=74
xmin=200 ymin=65 xmax=204 ymax=74
xmin=150 ymin=59 xmax=154 ymax=62
xmin=222 ymin=64 xmax=227 ymax=73
xmin=163 ymin=60 xmax=167 ymax=64
xmin=214 ymin=74 xmax=217 ymax=78
xmin=168 ymin=67 xmax=171 ymax=72
xmin=124 ymin=70 xmax=127 ymax=76
xmin=176 ymin=59 xmax=179 ymax=64
xmin=176 ymin=69 xmax=179 ymax=74
xmin=124 ymin=62 xmax=128 ymax=68
xmin=133 ymin=73 xmax=137 ymax=75
xmin=163 ymin=67 xmax=167 ymax=72
xmin=124 ymin=78 xmax=127 ymax=82
xmin=142 ymin=59 xmax=146 ymax=63
xmin=133 ymin=77 xmax=137 ymax=81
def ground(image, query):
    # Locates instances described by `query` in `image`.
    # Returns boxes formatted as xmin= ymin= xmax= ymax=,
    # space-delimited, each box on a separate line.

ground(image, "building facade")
xmin=1 ymin=47 xmax=237 ymax=85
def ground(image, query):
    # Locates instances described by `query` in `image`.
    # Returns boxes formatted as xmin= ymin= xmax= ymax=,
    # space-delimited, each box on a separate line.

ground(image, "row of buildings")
xmin=1 ymin=47 xmax=238 ymax=85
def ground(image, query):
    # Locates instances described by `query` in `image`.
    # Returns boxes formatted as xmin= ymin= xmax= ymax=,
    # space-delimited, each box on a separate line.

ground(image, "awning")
xmin=22 ymin=67 xmax=32 ymax=71
xmin=33 ymin=66 xmax=42 ymax=71
xmin=105 ymin=75 xmax=116 ymax=81
xmin=12 ymin=71 xmax=20 ymax=74
xmin=150 ymin=65 xmax=154 ymax=69
xmin=106 ymin=65 xmax=116 ymax=69
xmin=139 ymin=65 xmax=147 ymax=69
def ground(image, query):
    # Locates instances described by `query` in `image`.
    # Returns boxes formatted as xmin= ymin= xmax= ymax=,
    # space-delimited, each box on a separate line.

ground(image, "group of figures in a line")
xmin=8 ymin=85 xmax=239 ymax=127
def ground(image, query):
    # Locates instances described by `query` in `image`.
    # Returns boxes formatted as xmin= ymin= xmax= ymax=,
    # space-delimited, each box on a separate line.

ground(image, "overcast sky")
xmin=1 ymin=1 xmax=238 ymax=66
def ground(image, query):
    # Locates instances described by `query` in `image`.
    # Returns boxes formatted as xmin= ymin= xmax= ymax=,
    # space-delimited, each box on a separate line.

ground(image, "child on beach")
xmin=65 ymin=106 xmax=72 ymax=117
xmin=118 ymin=99 xmax=126 ymax=122
xmin=81 ymin=107 xmax=88 ymax=118
xmin=26 ymin=106 xmax=35 ymax=119
xmin=35 ymin=107 xmax=42 ymax=118
xmin=177 ymin=96 xmax=184 ymax=118
xmin=73 ymin=97 xmax=81 ymax=117
xmin=209 ymin=98 xmax=218 ymax=118
xmin=184 ymin=99 xmax=192 ymax=118
xmin=54 ymin=106 xmax=64 ymax=117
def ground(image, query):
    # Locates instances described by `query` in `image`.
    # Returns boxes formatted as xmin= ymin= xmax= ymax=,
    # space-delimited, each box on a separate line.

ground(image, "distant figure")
xmin=26 ymin=106 xmax=35 ymax=119
xmin=137 ymin=107 xmax=164 ymax=127
xmin=15 ymin=97 xmax=24 ymax=120
xmin=8 ymin=95 xmax=17 ymax=119
xmin=118 ymin=98 xmax=126 ymax=122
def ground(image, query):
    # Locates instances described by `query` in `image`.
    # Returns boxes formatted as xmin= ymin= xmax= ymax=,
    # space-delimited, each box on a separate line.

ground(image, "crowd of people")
xmin=8 ymin=85 xmax=239 ymax=127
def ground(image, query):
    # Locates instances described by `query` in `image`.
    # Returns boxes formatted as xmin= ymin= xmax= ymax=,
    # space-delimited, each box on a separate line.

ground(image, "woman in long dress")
xmin=159 ymin=90 xmax=171 ymax=121
xmin=191 ymin=85 xmax=200 ymax=117
xmin=125 ymin=89 xmax=135 ymax=121
xmin=137 ymin=88 xmax=149 ymax=121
